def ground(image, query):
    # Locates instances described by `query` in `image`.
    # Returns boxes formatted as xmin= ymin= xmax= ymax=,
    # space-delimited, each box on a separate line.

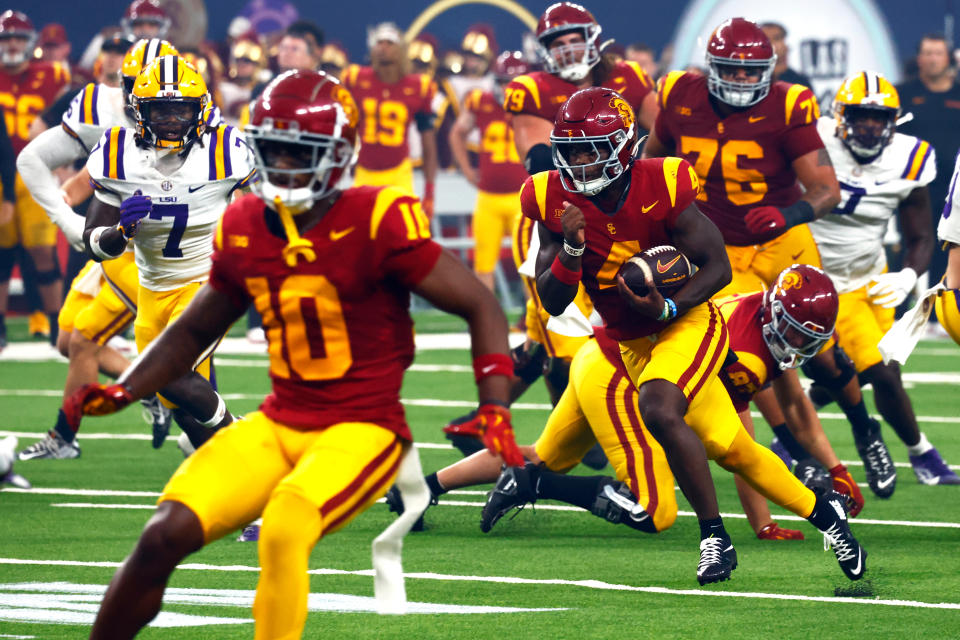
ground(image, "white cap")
xmin=367 ymin=22 xmax=403 ymax=50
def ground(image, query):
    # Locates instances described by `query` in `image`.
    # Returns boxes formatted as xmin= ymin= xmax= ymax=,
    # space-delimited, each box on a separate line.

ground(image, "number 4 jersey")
xmin=654 ymin=72 xmax=824 ymax=246
xmin=87 ymin=124 xmax=256 ymax=291
xmin=208 ymin=187 xmax=443 ymax=439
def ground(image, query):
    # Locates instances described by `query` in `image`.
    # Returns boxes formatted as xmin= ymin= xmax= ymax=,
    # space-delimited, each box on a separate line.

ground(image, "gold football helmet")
xmin=122 ymin=37 xmax=178 ymax=104
xmin=833 ymin=71 xmax=901 ymax=159
xmin=131 ymin=54 xmax=209 ymax=149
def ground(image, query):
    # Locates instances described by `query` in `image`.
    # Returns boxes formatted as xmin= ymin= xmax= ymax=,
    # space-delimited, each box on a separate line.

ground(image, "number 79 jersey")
xmin=87 ymin=124 xmax=256 ymax=291
xmin=208 ymin=187 xmax=443 ymax=439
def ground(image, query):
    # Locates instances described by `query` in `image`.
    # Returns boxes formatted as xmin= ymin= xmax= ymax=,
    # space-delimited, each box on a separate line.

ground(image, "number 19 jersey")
xmin=87 ymin=124 xmax=256 ymax=291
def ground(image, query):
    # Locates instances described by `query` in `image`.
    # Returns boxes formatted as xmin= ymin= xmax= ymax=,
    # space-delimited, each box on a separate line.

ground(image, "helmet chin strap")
xmin=273 ymin=196 xmax=317 ymax=267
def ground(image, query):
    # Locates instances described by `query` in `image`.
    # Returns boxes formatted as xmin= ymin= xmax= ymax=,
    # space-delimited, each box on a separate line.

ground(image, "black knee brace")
xmin=591 ymin=479 xmax=657 ymax=533
xmin=543 ymin=356 xmax=571 ymax=405
xmin=0 ymin=247 xmax=14 ymax=281
xmin=512 ymin=342 xmax=547 ymax=384
xmin=801 ymin=345 xmax=857 ymax=391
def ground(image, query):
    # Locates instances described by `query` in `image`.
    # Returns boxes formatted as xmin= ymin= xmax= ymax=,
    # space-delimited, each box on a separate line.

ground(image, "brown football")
xmin=618 ymin=245 xmax=693 ymax=298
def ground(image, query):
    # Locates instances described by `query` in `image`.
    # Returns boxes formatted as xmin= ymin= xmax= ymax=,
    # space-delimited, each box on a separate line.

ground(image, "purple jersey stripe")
xmin=900 ymin=139 xmax=921 ymax=178
xmin=115 ymin=128 xmax=126 ymax=180
xmin=223 ymin=126 xmax=233 ymax=177
xmin=208 ymin=126 xmax=219 ymax=180
xmin=101 ymin=128 xmax=111 ymax=176
xmin=91 ymin=84 xmax=100 ymax=126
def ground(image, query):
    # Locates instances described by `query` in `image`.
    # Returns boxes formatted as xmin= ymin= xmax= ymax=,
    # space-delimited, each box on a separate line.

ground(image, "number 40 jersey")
xmin=87 ymin=124 xmax=256 ymax=291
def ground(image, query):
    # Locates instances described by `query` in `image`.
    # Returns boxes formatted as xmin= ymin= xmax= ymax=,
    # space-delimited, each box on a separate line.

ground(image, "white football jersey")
xmin=810 ymin=116 xmax=936 ymax=293
xmin=61 ymin=82 xmax=130 ymax=154
xmin=938 ymin=150 xmax=960 ymax=245
xmin=87 ymin=124 xmax=256 ymax=291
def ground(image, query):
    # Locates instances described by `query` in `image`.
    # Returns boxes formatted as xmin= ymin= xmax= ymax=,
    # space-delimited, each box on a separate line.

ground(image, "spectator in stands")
xmin=760 ymin=22 xmax=813 ymax=88
xmin=38 ymin=24 xmax=71 ymax=67
xmin=625 ymin=42 xmax=658 ymax=81
xmin=898 ymin=33 xmax=960 ymax=288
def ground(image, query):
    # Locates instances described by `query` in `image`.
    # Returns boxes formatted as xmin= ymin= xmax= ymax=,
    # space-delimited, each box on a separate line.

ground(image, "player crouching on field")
xmin=64 ymin=69 xmax=523 ymax=640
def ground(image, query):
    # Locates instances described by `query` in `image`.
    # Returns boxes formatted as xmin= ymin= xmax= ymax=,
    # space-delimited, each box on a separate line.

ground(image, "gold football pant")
xmin=160 ymin=412 xmax=404 ymax=640
xmin=835 ymin=285 xmax=895 ymax=372
xmin=472 ymin=189 xmax=519 ymax=274
xmin=534 ymin=338 xmax=678 ymax=532
xmin=716 ymin=224 xmax=822 ymax=298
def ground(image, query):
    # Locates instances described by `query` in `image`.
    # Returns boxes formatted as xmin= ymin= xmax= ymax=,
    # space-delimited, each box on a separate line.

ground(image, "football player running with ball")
xmin=811 ymin=71 xmax=959 ymax=487
xmin=66 ymin=70 xmax=523 ymax=640
xmin=523 ymin=86 xmax=865 ymax=584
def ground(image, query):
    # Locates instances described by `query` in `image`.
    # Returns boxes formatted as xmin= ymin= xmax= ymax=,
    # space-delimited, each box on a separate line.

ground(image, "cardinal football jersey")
xmin=87 ymin=124 xmax=256 ymax=291
xmin=0 ymin=60 xmax=70 ymax=154
xmin=810 ymin=116 xmax=935 ymax=293
xmin=463 ymin=88 xmax=528 ymax=193
xmin=208 ymin=187 xmax=444 ymax=439
xmin=342 ymin=65 xmax=436 ymax=171
xmin=503 ymin=61 xmax=653 ymax=126
xmin=715 ymin=292 xmax=780 ymax=412
xmin=520 ymin=157 xmax=700 ymax=341
xmin=654 ymin=72 xmax=824 ymax=246
xmin=938 ymin=149 xmax=960 ymax=245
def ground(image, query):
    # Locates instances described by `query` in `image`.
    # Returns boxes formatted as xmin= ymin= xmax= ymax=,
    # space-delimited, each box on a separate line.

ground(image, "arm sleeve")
xmin=373 ymin=192 xmax=444 ymax=287
xmin=782 ymin=88 xmax=824 ymax=160
xmin=208 ymin=216 xmax=253 ymax=310
xmin=42 ymin=90 xmax=74 ymax=129
xmin=661 ymin=157 xmax=700 ymax=227
xmin=16 ymin=126 xmax=86 ymax=248
xmin=0 ymin=111 xmax=15 ymax=203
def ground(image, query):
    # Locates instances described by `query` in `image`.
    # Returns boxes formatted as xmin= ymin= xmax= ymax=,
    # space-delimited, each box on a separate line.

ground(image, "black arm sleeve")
xmin=0 ymin=110 xmax=15 ymax=203
xmin=41 ymin=90 xmax=74 ymax=129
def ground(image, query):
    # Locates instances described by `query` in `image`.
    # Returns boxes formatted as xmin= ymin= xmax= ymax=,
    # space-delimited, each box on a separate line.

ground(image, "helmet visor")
xmin=551 ymin=131 xmax=630 ymax=195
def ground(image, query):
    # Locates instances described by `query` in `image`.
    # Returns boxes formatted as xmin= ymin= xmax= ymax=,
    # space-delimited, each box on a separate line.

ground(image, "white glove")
xmin=867 ymin=268 xmax=918 ymax=308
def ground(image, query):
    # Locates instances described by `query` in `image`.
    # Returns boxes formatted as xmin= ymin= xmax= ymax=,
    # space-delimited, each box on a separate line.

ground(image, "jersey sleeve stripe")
xmin=105 ymin=128 xmax=125 ymax=180
xmin=90 ymin=84 xmax=100 ymax=125
xmin=229 ymin=169 xmax=258 ymax=195
xmin=900 ymin=139 xmax=922 ymax=179
xmin=662 ymin=157 xmax=682 ymax=207
xmin=220 ymin=126 xmax=233 ymax=178
xmin=369 ymin=186 xmax=404 ymax=239
xmin=657 ymin=71 xmax=684 ymax=110
xmin=532 ymin=171 xmax=550 ymax=220
xmin=514 ymin=75 xmax=541 ymax=111
xmin=79 ymin=85 xmax=91 ymax=124
xmin=903 ymin=140 xmax=931 ymax=180
xmin=784 ymin=84 xmax=807 ymax=126
xmin=208 ymin=126 xmax=221 ymax=180
xmin=624 ymin=60 xmax=651 ymax=87
xmin=420 ymin=74 xmax=431 ymax=98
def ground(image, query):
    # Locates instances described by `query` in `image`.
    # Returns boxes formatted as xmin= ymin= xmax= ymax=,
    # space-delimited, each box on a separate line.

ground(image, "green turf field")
xmin=1 ymin=312 xmax=959 ymax=638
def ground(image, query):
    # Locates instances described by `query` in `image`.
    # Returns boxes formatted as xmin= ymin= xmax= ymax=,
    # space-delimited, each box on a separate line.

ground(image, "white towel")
xmin=878 ymin=283 xmax=945 ymax=364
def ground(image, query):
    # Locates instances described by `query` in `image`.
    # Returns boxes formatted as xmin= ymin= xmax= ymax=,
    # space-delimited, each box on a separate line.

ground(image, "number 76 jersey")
xmin=87 ymin=124 xmax=256 ymax=291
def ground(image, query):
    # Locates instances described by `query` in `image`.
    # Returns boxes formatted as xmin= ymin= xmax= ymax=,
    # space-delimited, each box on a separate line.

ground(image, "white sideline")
xmin=0 ymin=557 xmax=957 ymax=611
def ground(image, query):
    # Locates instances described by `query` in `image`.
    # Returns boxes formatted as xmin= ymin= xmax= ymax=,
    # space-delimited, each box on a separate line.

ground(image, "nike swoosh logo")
xmin=876 ymin=475 xmax=896 ymax=490
xmin=641 ymin=201 xmax=658 ymax=213
xmin=748 ymin=115 xmax=766 ymax=123
xmin=481 ymin=364 xmax=498 ymax=375
xmin=187 ymin=185 xmax=207 ymax=193
xmin=657 ymin=255 xmax=682 ymax=273
xmin=851 ymin=550 xmax=863 ymax=576
xmin=791 ymin=251 xmax=803 ymax=260
xmin=329 ymin=227 xmax=355 ymax=241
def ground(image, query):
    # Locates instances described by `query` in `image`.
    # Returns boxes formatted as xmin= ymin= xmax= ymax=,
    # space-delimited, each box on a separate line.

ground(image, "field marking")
xmin=0 ymin=558 xmax=957 ymax=611
xmin=28 ymin=492 xmax=960 ymax=528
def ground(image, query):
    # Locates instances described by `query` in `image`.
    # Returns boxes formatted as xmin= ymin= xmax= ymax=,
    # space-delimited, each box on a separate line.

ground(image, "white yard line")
xmin=0 ymin=557 xmax=956 ymax=611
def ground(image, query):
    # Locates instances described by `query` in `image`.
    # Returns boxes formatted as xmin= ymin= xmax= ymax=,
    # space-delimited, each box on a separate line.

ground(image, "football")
xmin=618 ymin=245 xmax=693 ymax=298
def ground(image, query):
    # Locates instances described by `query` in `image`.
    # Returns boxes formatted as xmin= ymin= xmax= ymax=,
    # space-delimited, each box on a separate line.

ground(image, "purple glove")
xmin=119 ymin=190 xmax=151 ymax=239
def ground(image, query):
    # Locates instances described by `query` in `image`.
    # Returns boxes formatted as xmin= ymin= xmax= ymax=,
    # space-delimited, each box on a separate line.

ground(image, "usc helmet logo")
xmin=609 ymin=96 xmax=634 ymax=129
xmin=776 ymin=270 xmax=803 ymax=294
xmin=333 ymin=84 xmax=359 ymax=128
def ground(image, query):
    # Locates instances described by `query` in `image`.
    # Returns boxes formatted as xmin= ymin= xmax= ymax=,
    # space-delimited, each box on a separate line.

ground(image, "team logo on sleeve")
xmin=609 ymin=96 xmax=634 ymax=129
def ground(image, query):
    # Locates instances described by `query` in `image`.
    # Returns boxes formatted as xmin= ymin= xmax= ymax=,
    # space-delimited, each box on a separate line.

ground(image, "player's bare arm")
xmin=83 ymin=197 xmax=126 ymax=261
xmin=664 ymin=203 xmax=732 ymax=314
xmin=639 ymin=127 xmax=673 ymax=159
xmin=62 ymin=167 xmax=94 ymax=207
xmin=413 ymin=249 xmax=512 ymax=405
xmin=636 ymin=91 xmax=660 ymax=132
xmin=113 ymin=285 xmax=245 ymax=401
xmin=511 ymin=113 xmax=555 ymax=162
xmin=771 ymin=371 xmax=840 ymax=468
xmin=792 ymin=147 xmax=842 ymax=218
xmin=898 ymin=185 xmax=935 ymax=275
xmin=532 ymin=202 xmax=583 ymax=317
xmin=449 ymin=108 xmax=479 ymax=185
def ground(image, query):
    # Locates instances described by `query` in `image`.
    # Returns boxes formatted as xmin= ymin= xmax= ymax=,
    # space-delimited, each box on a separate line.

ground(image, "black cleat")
xmin=480 ymin=463 xmax=538 ymax=533
xmin=820 ymin=491 xmax=867 ymax=580
xmin=141 ymin=395 xmax=173 ymax=449
xmin=384 ymin=485 xmax=435 ymax=532
xmin=697 ymin=536 xmax=738 ymax=585
xmin=854 ymin=420 xmax=896 ymax=498
xmin=794 ymin=457 xmax=833 ymax=494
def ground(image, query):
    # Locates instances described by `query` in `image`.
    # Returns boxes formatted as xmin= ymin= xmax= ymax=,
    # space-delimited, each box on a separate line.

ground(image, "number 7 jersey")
xmin=87 ymin=124 xmax=256 ymax=291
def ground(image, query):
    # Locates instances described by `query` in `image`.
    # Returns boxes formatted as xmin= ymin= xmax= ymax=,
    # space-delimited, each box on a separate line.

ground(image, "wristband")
xmin=550 ymin=254 xmax=582 ymax=285
xmin=199 ymin=392 xmax=227 ymax=428
xmin=423 ymin=181 xmax=435 ymax=201
xmin=473 ymin=353 xmax=513 ymax=382
xmin=657 ymin=298 xmax=677 ymax=322
xmin=781 ymin=200 xmax=815 ymax=228
xmin=563 ymin=240 xmax=585 ymax=256
xmin=89 ymin=226 xmax=120 ymax=261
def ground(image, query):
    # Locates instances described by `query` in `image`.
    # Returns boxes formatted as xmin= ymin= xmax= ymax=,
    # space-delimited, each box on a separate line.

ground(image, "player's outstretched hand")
xmin=64 ymin=383 xmax=134 ymax=429
xmin=119 ymin=190 xmax=152 ymax=239
xmin=477 ymin=403 xmax=524 ymax=467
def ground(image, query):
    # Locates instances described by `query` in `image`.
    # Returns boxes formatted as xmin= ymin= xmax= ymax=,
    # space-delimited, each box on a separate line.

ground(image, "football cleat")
xmin=820 ymin=491 xmax=867 ymax=581
xmin=697 ymin=536 xmax=738 ymax=585
xmin=480 ymin=463 xmax=539 ymax=533
xmin=910 ymin=448 xmax=960 ymax=485
xmin=756 ymin=521 xmax=804 ymax=541
xmin=237 ymin=522 xmax=260 ymax=542
xmin=854 ymin=420 xmax=896 ymax=498
xmin=141 ymin=395 xmax=172 ymax=449
xmin=18 ymin=431 xmax=81 ymax=460
xmin=794 ymin=457 xmax=833 ymax=494
xmin=384 ymin=484 xmax=437 ymax=532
